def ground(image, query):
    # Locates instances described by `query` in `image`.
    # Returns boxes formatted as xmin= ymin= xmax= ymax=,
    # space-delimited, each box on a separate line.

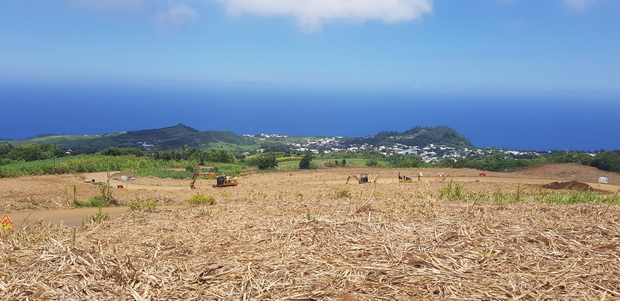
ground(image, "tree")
xmin=299 ymin=153 xmax=313 ymax=169
xmin=248 ymin=153 xmax=278 ymax=170
xmin=0 ymin=145 xmax=13 ymax=159
xmin=590 ymin=151 xmax=620 ymax=173
xmin=98 ymin=147 xmax=123 ymax=156
xmin=365 ymin=159 xmax=378 ymax=167
xmin=203 ymin=149 xmax=236 ymax=163
xmin=6 ymin=144 xmax=64 ymax=162
xmin=388 ymin=154 xmax=422 ymax=168
xmin=98 ymin=147 xmax=143 ymax=157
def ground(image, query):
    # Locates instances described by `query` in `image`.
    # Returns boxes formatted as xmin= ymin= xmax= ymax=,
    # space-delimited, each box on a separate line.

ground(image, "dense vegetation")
xmin=0 ymin=124 xmax=251 ymax=152
xmin=449 ymin=150 xmax=620 ymax=173
xmin=1 ymin=141 xmax=619 ymax=179
xmin=342 ymin=126 xmax=473 ymax=148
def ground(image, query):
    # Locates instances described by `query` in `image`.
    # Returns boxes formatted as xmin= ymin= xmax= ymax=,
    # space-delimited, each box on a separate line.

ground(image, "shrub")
xmin=187 ymin=193 xmax=216 ymax=205
xmin=365 ymin=159 xmax=378 ymax=167
xmin=299 ymin=153 xmax=313 ymax=169
xmin=129 ymin=200 xmax=157 ymax=212
xmin=247 ymin=153 xmax=278 ymax=170
xmin=336 ymin=190 xmax=352 ymax=198
xmin=83 ymin=208 xmax=109 ymax=225
xmin=439 ymin=180 xmax=464 ymax=200
xmin=75 ymin=196 xmax=110 ymax=207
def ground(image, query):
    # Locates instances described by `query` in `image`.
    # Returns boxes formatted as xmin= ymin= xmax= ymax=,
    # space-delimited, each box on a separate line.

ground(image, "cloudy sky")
xmin=1 ymin=0 xmax=619 ymax=93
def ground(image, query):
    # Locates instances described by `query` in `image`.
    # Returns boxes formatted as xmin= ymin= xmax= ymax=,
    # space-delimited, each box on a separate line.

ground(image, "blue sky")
xmin=1 ymin=1 xmax=619 ymax=150
xmin=2 ymin=0 xmax=619 ymax=92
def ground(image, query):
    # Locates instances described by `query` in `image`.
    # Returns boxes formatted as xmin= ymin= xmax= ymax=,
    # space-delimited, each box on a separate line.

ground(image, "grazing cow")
xmin=479 ymin=173 xmax=486 ymax=177
xmin=598 ymin=177 xmax=608 ymax=184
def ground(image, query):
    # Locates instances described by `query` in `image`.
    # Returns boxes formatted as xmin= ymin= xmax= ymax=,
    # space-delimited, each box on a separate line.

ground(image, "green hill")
xmin=343 ymin=126 xmax=473 ymax=148
xmin=1 ymin=125 xmax=473 ymax=152
xmin=0 ymin=124 xmax=250 ymax=152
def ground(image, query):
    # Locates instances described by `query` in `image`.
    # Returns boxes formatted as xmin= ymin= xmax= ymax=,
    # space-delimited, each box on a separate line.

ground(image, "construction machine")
xmin=214 ymin=175 xmax=238 ymax=187
xmin=190 ymin=171 xmax=218 ymax=189
xmin=346 ymin=173 xmax=375 ymax=184
xmin=398 ymin=172 xmax=413 ymax=183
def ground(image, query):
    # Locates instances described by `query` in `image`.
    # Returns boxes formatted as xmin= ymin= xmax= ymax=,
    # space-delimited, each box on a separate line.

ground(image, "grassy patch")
xmin=186 ymin=193 xmax=216 ymax=205
xmin=0 ymin=155 xmax=192 ymax=178
xmin=439 ymin=180 xmax=464 ymax=200
xmin=129 ymin=200 xmax=158 ymax=212
xmin=335 ymin=190 xmax=352 ymax=199
xmin=277 ymin=156 xmax=303 ymax=162
xmin=83 ymin=208 xmax=109 ymax=225
xmin=545 ymin=191 xmax=618 ymax=204
xmin=74 ymin=196 xmax=111 ymax=207
xmin=134 ymin=168 xmax=194 ymax=179
xmin=453 ymin=183 xmax=619 ymax=205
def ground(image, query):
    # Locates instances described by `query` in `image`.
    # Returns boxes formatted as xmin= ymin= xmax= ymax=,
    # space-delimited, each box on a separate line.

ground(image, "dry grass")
xmin=1 ymin=166 xmax=619 ymax=300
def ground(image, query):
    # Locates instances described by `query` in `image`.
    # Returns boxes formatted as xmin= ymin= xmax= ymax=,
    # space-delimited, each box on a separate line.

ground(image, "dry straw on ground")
xmin=1 ymin=166 xmax=619 ymax=300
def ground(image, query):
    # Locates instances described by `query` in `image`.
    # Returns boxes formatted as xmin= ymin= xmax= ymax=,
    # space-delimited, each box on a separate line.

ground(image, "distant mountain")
xmin=1 ymin=124 xmax=474 ymax=152
xmin=342 ymin=126 xmax=473 ymax=149
xmin=83 ymin=124 xmax=245 ymax=150
xmin=0 ymin=124 xmax=249 ymax=152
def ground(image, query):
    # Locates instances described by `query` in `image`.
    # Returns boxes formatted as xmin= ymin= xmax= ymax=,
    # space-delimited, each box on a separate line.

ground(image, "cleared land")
xmin=1 ymin=164 xmax=619 ymax=300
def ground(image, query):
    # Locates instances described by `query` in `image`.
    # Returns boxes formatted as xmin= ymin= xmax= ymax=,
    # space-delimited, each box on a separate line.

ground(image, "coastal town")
xmin=248 ymin=134 xmax=555 ymax=163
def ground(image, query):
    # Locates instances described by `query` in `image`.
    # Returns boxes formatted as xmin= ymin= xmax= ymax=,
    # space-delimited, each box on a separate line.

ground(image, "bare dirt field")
xmin=1 ymin=164 xmax=619 ymax=300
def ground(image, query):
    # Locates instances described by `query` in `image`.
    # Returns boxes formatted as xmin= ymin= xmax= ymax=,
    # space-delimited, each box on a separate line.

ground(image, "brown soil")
xmin=542 ymin=180 xmax=594 ymax=191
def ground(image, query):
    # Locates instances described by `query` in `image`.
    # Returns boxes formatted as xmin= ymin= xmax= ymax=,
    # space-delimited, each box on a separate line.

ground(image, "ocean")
xmin=1 ymin=81 xmax=618 ymax=151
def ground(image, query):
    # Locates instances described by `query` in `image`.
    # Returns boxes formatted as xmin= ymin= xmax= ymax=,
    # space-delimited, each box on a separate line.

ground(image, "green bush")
xmin=365 ymin=159 xmax=378 ymax=167
xmin=247 ymin=153 xmax=278 ymax=170
xmin=299 ymin=153 xmax=313 ymax=169
xmin=5 ymin=144 xmax=64 ymax=162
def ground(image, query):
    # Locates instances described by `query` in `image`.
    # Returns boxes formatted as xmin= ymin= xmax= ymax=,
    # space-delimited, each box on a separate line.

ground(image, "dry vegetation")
xmin=1 ymin=166 xmax=619 ymax=300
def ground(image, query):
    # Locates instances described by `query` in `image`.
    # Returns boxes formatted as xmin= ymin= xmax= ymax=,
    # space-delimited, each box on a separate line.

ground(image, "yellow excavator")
xmin=190 ymin=171 xmax=219 ymax=189
xmin=213 ymin=175 xmax=238 ymax=187
xmin=346 ymin=173 xmax=376 ymax=184
xmin=398 ymin=172 xmax=413 ymax=183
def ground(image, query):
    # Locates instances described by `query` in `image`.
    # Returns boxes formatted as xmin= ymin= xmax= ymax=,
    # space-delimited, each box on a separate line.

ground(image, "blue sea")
xmin=1 ymin=81 xmax=618 ymax=151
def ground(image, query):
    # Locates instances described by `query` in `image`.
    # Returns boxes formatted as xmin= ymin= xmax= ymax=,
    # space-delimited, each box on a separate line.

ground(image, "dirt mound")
xmin=511 ymin=163 xmax=619 ymax=184
xmin=542 ymin=180 xmax=593 ymax=191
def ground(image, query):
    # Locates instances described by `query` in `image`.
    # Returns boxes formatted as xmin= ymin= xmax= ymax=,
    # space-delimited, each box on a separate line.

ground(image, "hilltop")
xmin=342 ymin=126 xmax=473 ymax=149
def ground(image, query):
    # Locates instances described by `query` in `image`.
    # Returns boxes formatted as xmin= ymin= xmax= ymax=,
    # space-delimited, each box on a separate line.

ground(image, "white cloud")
xmin=157 ymin=4 xmax=200 ymax=29
xmin=217 ymin=0 xmax=433 ymax=31
xmin=562 ymin=0 xmax=596 ymax=11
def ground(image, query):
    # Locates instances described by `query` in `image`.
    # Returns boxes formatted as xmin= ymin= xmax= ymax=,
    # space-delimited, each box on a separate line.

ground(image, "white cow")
xmin=598 ymin=177 xmax=609 ymax=184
